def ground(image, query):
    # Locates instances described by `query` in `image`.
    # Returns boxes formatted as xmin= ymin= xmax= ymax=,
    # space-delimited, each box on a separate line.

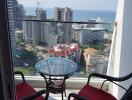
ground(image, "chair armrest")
xmin=87 ymin=73 xmax=132 ymax=84
xmin=68 ymin=93 xmax=88 ymax=100
xmin=14 ymin=71 xmax=25 ymax=82
xmin=22 ymin=89 xmax=47 ymax=100
xmin=121 ymin=84 xmax=132 ymax=100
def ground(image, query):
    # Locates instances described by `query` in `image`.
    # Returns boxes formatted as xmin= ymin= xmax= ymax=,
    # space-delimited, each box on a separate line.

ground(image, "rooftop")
xmin=84 ymin=48 xmax=96 ymax=55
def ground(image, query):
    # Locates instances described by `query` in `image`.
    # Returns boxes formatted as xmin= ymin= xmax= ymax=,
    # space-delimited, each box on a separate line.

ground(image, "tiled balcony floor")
xmin=36 ymin=88 xmax=79 ymax=100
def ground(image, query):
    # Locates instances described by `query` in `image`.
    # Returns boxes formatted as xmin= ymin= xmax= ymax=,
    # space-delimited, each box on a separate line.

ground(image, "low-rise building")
xmin=83 ymin=48 xmax=108 ymax=74
xmin=48 ymin=43 xmax=81 ymax=64
xmin=15 ymin=30 xmax=23 ymax=41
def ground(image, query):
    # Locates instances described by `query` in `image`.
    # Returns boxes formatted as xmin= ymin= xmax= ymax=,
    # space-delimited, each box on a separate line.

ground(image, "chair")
xmin=14 ymin=71 xmax=48 ymax=100
xmin=68 ymin=73 xmax=132 ymax=100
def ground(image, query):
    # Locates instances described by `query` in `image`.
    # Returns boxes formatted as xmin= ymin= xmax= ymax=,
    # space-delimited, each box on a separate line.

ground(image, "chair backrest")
xmin=121 ymin=84 xmax=132 ymax=100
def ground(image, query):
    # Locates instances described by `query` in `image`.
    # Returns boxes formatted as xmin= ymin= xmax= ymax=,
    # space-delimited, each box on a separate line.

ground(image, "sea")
xmin=25 ymin=7 xmax=116 ymax=31
xmin=25 ymin=7 xmax=116 ymax=23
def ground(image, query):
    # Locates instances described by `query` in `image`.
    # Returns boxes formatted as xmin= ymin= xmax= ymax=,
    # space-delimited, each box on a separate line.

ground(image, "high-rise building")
xmin=36 ymin=8 xmax=47 ymax=45
xmin=23 ymin=8 xmax=47 ymax=45
xmin=14 ymin=4 xmax=25 ymax=19
xmin=54 ymin=7 xmax=73 ymax=21
xmin=23 ymin=21 xmax=33 ymax=44
xmin=54 ymin=7 xmax=73 ymax=43
xmin=14 ymin=4 xmax=25 ymax=29
xmin=7 ymin=0 xmax=16 ymax=55
xmin=46 ymin=21 xmax=58 ymax=46
xmin=47 ymin=23 xmax=66 ymax=47
xmin=36 ymin=8 xmax=46 ymax=20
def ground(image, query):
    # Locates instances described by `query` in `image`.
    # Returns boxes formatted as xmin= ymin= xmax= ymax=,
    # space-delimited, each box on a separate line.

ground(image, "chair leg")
xmin=45 ymin=91 xmax=49 ymax=100
xmin=61 ymin=91 xmax=64 ymax=100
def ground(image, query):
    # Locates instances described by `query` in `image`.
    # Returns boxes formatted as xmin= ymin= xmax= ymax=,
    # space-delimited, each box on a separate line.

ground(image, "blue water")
xmin=25 ymin=7 xmax=116 ymax=23
xmin=73 ymin=10 xmax=116 ymax=23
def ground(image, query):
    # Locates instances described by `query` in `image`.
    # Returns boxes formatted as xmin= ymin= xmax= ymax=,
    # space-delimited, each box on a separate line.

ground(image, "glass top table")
xmin=35 ymin=57 xmax=78 ymax=100
xmin=35 ymin=57 xmax=78 ymax=76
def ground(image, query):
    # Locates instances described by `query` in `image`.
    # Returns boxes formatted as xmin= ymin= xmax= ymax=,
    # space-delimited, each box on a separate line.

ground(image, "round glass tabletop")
xmin=35 ymin=57 xmax=78 ymax=76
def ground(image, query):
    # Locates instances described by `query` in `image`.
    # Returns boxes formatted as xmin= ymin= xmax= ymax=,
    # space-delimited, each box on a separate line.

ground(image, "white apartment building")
xmin=54 ymin=7 xmax=73 ymax=43
xmin=48 ymin=32 xmax=65 ymax=47
xmin=72 ymin=27 xmax=81 ymax=43
xmin=48 ymin=34 xmax=58 ymax=47
xmin=14 ymin=4 xmax=25 ymax=29
xmin=80 ymin=28 xmax=105 ymax=44
xmin=72 ymin=27 xmax=105 ymax=45
xmin=23 ymin=9 xmax=47 ymax=45
xmin=22 ymin=21 xmax=33 ymax=44
xmin=54 ymin=7 xmax=73 ymax=21
xmin=46 ymin=20 xmax=58 ymax=47
xmin=35 ymin=8 xmax=46 ymax=20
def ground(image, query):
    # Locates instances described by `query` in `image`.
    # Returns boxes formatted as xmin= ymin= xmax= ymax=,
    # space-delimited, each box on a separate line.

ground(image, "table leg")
xmin=44 ymin=76 xmax=50 ymax=100
xmin=61 ymin=91 xmax=64 ymax=100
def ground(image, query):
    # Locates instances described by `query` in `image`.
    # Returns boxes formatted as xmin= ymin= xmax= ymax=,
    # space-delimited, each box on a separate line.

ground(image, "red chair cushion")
xmin=16 ymin=82 xmax=45 ymax=100
xmin=78 ymin=85 xmax=116 ymax=100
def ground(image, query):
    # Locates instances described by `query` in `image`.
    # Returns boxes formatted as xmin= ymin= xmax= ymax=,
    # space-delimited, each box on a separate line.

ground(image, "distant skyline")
xmin=18 ymin=0 xmax=117 ymax=11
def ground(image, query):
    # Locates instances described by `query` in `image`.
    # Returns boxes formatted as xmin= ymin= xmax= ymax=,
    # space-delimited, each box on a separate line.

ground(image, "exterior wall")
xmin=15 ymin=31 xmax=23 ymax=41
xmin=15 ymin=4 xmax=25 ymax=29
xmin=46 ymin=22 xmax=58 ymax=46
xmin=108 ymin=0 xmax=132 ymax=99
xmin=54 ymin=7 xmax=65 ymax=21
xmin=48 ymin=34 xmax=58 ymax=47
xmin=80 ymin=29 xmax=105 ymax=44
xmin=72 ymin=27 xmax=105 ymax=45
xmin=7 ymin=0 xmax=16 ymax=55
xmin=32 ymin=21 xmax=41 ymax=45
xmin=54 ymin=7 xmax=73 ymax=43
xmin=40 ymin=22 xmax=47 ymax=44
xmin=36 ymin=9 xmax=46 ymax=20
xmin=85 ymin=54 xmax=107 ymax=74
xmin=72 ymin=28 xmax=81 ymax=42
xmin=22 ymin=9 xmax=47 ymax=45
xmin=64 ymin=7 xmax=73 ymax=42
xmin=23 ymin=21 xmax=33 ymax=44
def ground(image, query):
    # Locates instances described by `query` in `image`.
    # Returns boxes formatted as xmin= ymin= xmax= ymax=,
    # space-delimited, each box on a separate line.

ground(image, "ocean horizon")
xmin=25 ymin=7 xmax=116 ymax=23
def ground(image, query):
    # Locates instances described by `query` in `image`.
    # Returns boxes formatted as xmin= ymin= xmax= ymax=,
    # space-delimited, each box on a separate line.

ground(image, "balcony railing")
xmin=13 ymin=19 xmax=113 ymax=77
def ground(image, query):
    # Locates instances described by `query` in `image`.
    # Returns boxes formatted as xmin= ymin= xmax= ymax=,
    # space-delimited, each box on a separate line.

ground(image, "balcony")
xmin=1 ymin=0 xmax=132 ymax=100
xmin=13 ymin=8 xmax=113 ymax=100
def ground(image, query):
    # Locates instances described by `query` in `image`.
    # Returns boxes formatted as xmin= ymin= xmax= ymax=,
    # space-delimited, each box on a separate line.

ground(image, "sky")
xmin=18 ymin=0 xmax=117 ymax=11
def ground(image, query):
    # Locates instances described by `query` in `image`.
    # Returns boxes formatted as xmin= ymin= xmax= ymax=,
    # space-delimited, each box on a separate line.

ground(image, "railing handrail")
xmin=13 ymin=18 xmax=112 ymax=24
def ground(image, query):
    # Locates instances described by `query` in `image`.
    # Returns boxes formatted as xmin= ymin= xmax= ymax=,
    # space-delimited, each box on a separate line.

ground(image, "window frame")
xmin=0 ymin=0 xmax=15 ymax=100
